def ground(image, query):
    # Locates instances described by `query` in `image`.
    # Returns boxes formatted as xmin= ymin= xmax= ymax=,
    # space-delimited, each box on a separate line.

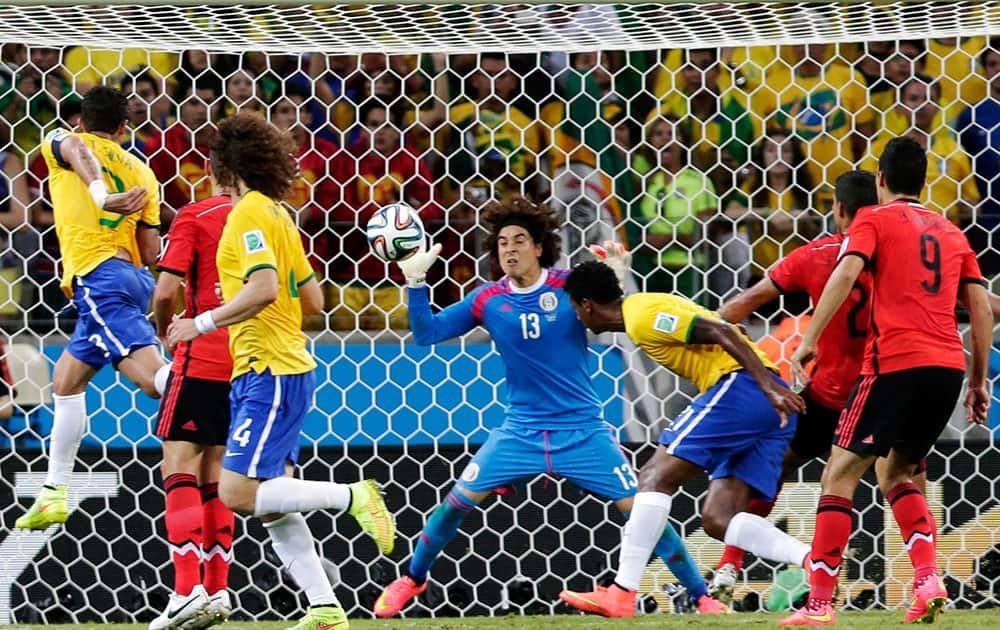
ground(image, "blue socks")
xmin=625 ymin=510 xmax=708 ymax=600
xmin=407 ymin=489 xmax=477 ymax=582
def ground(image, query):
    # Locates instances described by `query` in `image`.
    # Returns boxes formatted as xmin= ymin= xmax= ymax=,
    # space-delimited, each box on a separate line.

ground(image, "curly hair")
xmin=480 ymin=196 xmax=562 ymax=279
xmin=211 ymin=111 xmax=297 ymax=200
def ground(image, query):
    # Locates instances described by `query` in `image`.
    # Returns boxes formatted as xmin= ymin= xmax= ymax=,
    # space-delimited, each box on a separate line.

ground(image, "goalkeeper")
xmin=374 ymin=197 xmax=729 ymax=618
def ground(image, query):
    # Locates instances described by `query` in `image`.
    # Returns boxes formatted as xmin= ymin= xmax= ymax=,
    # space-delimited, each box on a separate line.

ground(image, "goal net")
xmin=1 ymin=0 xmax=998 ymax=623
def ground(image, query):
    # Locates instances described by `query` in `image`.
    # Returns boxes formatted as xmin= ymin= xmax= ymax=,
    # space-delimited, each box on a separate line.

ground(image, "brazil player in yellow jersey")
xmin=167 ymin=112 xmax=394 ymax=630
xmin=17 ymin=86 xmax=171 ymax=531
xmin=558 ymin=260 xmax=809 ymax=617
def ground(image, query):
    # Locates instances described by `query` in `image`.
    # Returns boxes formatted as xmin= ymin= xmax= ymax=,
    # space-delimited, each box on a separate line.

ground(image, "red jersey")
xmin=770 ymin=234 xmax=870 ymax=410
xmin=842 ymin=199 xmax=984 ymax=375
xmin=145 ymin=125 xmax=214 ymax=212
xmin=157 ymin=196 xmax=234 ymax=382
xmin=331 ymin=144 xmax=443 ymax=284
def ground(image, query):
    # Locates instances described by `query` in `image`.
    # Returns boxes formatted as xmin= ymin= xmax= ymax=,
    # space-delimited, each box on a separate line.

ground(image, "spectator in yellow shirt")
xmin=864 ymin=76 xmax=979 ymax=226
xmin=925 ymin=37 xmax=988 ymax=124
xmin=62 ymin=46 xmax=177 ymax=94
xmin=759 ymin=43 xmax=874 ymax=209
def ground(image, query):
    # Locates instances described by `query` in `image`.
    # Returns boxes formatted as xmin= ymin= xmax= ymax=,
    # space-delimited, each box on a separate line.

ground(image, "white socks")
xmin=253 ymin=477 xmax=352 ymax=517
xmin=616 ymin=491 xmax=672 ymax=591
xmin=724 ymin=512 xmax=811 ymax=566
xmin=264 ymin=513 xmax=338 ymax=607
xmin=154 ymin=363 xmax=171 ymax=397
xmin=45 ymin=393 xmax=87 ymax=487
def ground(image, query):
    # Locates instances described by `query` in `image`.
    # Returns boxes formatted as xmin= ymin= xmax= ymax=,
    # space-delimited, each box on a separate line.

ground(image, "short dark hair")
xmin=900 ymin=73 xmax=940 ymax=100
xmin=565 ymin=261 xmax=623 ymax=305
xmin=480 ymin=196 xmax=561 ymax=279
xmin=211 ymin=112 xmax=298 ymax=200
xmin=878 ymin=136 xmax=927 ymax=196
xmin=121 ymin=70 xmax=161 ymax=96
xmin=80 ymin=85 xmax=128 ymax=134
xmin=834 ymin=170 xmax=878 ymax=219
xmin=981 ymin=38 xmax=1000 ymax=68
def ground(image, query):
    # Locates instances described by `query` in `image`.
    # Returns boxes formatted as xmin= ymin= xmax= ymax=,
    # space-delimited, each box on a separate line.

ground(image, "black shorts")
xmin=789 ymin=391 xmax=841 ymax=461
xmin=155 ymin=372 xmax=232 ymax=445
xmin=835 ymin=367 xmax=963 ymax=462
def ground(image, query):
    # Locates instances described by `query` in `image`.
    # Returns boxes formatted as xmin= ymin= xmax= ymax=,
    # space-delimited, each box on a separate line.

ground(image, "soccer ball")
xmin=366 ymin=203 xmax=425 ymax=262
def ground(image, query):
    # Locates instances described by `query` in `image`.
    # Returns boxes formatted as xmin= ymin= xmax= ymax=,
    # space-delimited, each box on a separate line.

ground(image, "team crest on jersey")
xmin=243 ymin=230 xmax=267 ymax=253
xmin=539 ymin=292 xmax=558 ymax=312
xmin=461 ymin=463 xmax=480 ymax=482
xmin=654 ymin=312 xmax=679 ymax=333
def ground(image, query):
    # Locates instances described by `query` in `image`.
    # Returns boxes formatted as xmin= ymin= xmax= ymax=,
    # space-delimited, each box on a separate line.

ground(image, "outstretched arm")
xmin=718 ymin=277 xmax=782 ymax=324
xmin=407 ymin=286 xmax=478 ymax=346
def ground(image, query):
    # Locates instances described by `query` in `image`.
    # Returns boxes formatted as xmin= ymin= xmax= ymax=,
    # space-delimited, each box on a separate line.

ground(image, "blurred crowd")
xmin=1 ymin=37 xmax=999 ymax=329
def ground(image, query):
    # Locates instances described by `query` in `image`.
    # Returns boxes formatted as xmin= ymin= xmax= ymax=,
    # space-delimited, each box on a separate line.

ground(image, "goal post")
xmin=0 ymin=0 xmax=998 ymax=623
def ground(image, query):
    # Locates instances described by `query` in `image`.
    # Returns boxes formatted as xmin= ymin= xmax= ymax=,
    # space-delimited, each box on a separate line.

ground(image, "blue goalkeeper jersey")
xmin=408 ymin=268 xmax=602 ymax=428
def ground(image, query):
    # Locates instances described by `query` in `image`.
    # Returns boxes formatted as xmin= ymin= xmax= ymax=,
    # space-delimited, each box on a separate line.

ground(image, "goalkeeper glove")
xmin=396 ymin=240 xmax=442 ymax=288
xmin=589 ymin=240 xmax=632 ymax=290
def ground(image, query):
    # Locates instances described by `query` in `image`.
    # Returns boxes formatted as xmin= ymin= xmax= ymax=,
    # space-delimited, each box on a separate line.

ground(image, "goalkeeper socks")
xmin=624 ymin=509 xmax=707 ymax=600
xmin=201 ymin=482 xmax=234 ymax=595
xmin=164 ymin=473 xmax=202 ymax=597
xmin=616 ymin=492 xmax=672 ymax=591
xmin=723 ymin=512 xmax=810 ymax=566
xmin=265 ymin=513 xmax=338 ymax=607
xmin=252 ymin=476 xmax=351 ymax=516
xmin=716 ymin=496 xmax=775 ymax=571
xmin=887 ymin=482 xmax=938 ymax=580
xmin=407 ymin=489 xmax=477 ymax=582
xmin=45 ymin=393 xmax=87 ymax=487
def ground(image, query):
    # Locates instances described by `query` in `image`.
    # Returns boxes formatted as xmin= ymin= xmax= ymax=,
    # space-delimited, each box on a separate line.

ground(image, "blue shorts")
xmin=659 ymin=370 xmax=796 ymax=502
xmin=455 ymin=422 xmax=638 ymax=500
xmin=68 ymin=258 xmax=157 ymax=369
xmin=224 ymin=368 xmax=315 ymax=480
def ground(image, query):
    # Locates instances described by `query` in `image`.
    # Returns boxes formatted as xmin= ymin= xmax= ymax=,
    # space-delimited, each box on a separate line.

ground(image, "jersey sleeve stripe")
xmin=243 ymin=263 xmax=277 ymax=281
xmin=296 ymin=271 xmax=316 ymax=287
xmin=471 ymin=283 xmax=505 ymax=324
xmin=137 ymin=220 xmax=161 ymax=230
xmin=155 ymin=265 xmax=186 ymax=277
xmin=960 ymin=277 xmax=988 ymax=287
xmin=768 ymin=272 xmax=789 ymax=294
xmin=685 ymin=314 xmax=699 ymax=344
xmin=841 ymin=251 xmax=870 ymax=267
xmin=50 ymin=135 xmax=71 ymax=169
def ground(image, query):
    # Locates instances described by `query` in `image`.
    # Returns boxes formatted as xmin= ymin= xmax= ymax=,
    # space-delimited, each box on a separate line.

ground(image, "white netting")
xmin=1 ymin=0 xmax=999 ymax=624
xmin=0 ymin=1 xmax=995 ymax=53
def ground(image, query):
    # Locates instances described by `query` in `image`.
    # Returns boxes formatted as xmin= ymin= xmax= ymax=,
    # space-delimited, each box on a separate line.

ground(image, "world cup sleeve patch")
xmin=654 ymin=312 xmax=679 ymax=333
xmin=243 ymin=230 xmax=267 ymax=253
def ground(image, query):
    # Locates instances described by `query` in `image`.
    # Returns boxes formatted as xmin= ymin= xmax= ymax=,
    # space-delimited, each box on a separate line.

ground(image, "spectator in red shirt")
xmin=330 ymin=101 xmax=443 ymax=329
xmin=145 ymin=77 xmax=221 ymax=216
xmin=268 ymin=84 xmax=347 ymax=276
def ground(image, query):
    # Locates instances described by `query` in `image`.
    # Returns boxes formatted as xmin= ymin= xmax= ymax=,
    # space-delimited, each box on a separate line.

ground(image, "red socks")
xmin=887 ymin=482 xmax=938 ymax=581
xmin=716 ymin=497 xmax=775 ymax=571
xmin=807 ymin=495 xmax=853 ymax=606
xmin=201 ymin=482 xmax=235 ymax=595
xmin=164 ymin=473 xmax=202 ymax=596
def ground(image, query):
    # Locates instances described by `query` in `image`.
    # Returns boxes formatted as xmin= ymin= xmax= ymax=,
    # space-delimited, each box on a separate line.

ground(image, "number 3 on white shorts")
xmin=231 ymin=417 xmax=254 ymax=448
xmin=613 ymin=464 xmax=638 ymax=490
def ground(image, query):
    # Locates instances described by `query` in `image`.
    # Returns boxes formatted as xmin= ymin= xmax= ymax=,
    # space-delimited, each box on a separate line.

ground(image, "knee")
xmin=700 ymin=502 xmax=733 ymax=541
xmin=638 ymin=464 xmax=676 ymax=494
xmin=219 ymin=478 xmax=256 ymax=515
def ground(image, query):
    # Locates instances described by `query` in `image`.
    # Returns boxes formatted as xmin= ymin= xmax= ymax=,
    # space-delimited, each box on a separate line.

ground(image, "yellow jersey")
xmin=42 ymin=129 xmax=160 ymax=297
xmin=622 ymin=293 xmax=776 ymax=393
xmin=216 ymin=190 xmax=317 ymax=379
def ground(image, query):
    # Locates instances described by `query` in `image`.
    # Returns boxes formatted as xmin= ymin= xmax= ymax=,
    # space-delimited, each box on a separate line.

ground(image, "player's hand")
xmin=103 ymin=186 xmax=148 ymax=215
xmin=397 ymin=239 xmax=442 ymax=288
xmin=789 ymin=339 xmax=817 ymax=393
xmin=761 ymin=380 xmax=806 ymax=428
xmin=964 ymin=384 xmax=990 ymax=425
xmin=166 ymin=317 xmax=199 ymax=349
xmin=589 ymin=240 xmax=632 ymax=289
